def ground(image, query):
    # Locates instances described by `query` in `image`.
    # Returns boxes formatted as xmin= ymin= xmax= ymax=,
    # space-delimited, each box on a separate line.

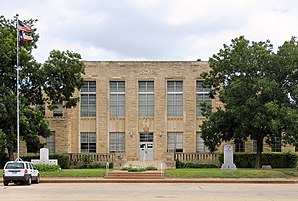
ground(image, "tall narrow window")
xmin=37 ymin=104 xmax=45 ymax=116
xmin=235 ymin=141 xmax=245 ymax=152
xmin=80 ymin=132 xmax=96 ymax=153
xmin=252 ymin=139 xmax=263 ymax=152
xmin=167 ymin=132 xmax=183 ymax=152
xmin=46 ymin=131 xmax=55 ymax=154
xmin=196 ymin=81 xmax=211 ymax=116
xmin=53 ymin=103 xmax=63 ymax=117
xmin=109 ymin=132 xmax=125 ymax=153
xmin=167 ymin=81 xmax=183 ymax=116
xmin=271 ymin=136 xmax=281 ymax=152
xmin=139 ymin=81 xmax=154 ymax=116
xmin=196 ymin=132 xmax=210 ymax=153
xmin=80 ymin=81 xmax=96 ymax=117
xmin=110 ymin=81 xmax=125 ymax=117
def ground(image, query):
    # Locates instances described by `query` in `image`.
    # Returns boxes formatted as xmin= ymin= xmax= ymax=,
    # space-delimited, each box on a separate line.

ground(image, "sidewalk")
xmin=34 ymin=177 xmax=298 ymax=184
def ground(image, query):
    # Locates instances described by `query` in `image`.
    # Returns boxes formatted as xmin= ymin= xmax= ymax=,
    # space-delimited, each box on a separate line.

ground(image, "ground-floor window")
xmin=235 ymin=141 xmax=245 ymax=152
xmin=271 ymin=136 xmax=281 ymax=152
xmin=46 ymin=131 xmax=55 ymax=154
xmin=80 ymin=132 xmax=96 ymax=153
xmin=167 ymin=132 xmax=183 ymax=152
xmin=109 ymin=132 xmax=125 ymax=153
xmin=252 ymin=140 xmax=263 ymax=152
xmin=196 ymin=132 xmax=210 ymax=153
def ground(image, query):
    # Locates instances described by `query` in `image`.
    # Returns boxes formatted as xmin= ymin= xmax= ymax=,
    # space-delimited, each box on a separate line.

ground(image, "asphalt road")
xmin=1 ymin=183 xmax=298 ymax=201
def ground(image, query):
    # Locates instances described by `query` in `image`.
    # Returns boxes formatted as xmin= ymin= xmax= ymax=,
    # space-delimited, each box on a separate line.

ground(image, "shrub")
xmin=218 ymin=152 xmax=297 ymax=168
xmin=50 ymin=154 xmax=70 ymax=169
xmin=175 ymin=160 xmax=219 ymax=168
xmin=145 ymin=166 xmax=157 ymax=171
xmin=34 ymin=164 xmax=61 ymax=171
xmin=74 ymin=162 xmax=113 ymax=169
xmin=121 ymin=166 xmax=157 ymax=172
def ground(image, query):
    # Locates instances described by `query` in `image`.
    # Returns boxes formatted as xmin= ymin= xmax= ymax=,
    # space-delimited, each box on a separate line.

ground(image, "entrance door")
xmin=139 ymin=133 xmax=154 ymax=161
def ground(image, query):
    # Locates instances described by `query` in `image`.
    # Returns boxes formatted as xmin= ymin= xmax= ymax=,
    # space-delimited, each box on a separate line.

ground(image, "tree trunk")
xmin=254 ymin=137 xmax=264 ymax=169
xmin=8 ymin=147 xmax=14 ymax=161
xmin=8 ymin=126 xmax=15 ymax=160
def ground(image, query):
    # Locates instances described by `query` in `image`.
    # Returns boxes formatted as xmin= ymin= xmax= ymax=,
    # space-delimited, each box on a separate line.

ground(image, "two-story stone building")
xmin=21 ymin=61 xmax=294 ymax=164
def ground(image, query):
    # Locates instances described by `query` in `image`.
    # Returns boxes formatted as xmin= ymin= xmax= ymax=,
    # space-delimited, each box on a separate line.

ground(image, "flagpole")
xmin=16 ymin=14 xmax=20 ymax=159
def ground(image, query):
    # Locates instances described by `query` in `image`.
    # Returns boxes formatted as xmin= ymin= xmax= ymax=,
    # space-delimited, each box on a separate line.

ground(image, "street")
xmin=1 ymin=183 xmax=297 ymax=201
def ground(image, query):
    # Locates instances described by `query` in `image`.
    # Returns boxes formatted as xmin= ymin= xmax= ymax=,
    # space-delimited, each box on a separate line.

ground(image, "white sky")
xmin=1 ymin=0 xmax=297 ymax=62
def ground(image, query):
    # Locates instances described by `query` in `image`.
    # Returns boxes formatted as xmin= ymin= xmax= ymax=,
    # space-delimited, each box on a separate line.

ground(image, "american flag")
xmin=17 ymin=20 xmax=32 ymax=32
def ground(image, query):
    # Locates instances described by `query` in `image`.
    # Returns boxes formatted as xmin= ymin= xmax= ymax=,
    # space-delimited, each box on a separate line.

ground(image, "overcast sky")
xmin=1 ymin=0 xmax=297 ymax=62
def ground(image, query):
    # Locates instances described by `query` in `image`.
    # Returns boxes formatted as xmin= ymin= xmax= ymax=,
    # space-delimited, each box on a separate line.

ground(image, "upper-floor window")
xmin=196 ymin=81 xmax=211 ymax=116
xmin=167 ymin=81 xmax=183 ymax=116
xmin=110 ymin=81 xmax=125 ymax=117
xmin=139 ymin=81 xmax=154 ymax=117
xmin=80 ymin=81 xmax=96 ymax=117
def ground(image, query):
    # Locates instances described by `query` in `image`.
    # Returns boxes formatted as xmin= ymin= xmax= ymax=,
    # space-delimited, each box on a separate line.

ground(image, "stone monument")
xmin=221 ymin=145 xmax=237 ymax=170
xmin=31 ymin=148 xmax=58 ymax=165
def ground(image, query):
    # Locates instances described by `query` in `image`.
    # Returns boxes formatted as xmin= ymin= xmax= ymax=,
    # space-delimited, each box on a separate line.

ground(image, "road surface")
xmin=1 ymin=183 xmax=297 ymax=201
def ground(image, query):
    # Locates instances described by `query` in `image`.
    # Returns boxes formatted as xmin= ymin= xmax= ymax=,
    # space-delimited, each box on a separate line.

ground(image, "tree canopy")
xmin=200 ymin=36 xmax=298 ymax=168
xmin=0 ymin=15 xmax=85 ymax=159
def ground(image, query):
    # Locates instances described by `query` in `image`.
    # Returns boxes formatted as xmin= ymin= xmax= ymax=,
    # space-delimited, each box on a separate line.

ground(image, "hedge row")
xmin=218 ymin=152 xmax=298 ymax=168
xmin=176 ymin=160 xmax=219 ymax=168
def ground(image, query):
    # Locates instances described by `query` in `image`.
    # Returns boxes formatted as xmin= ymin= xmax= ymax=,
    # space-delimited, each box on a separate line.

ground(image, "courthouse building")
xmin=31 ymin=61 xmax=293 ymax=164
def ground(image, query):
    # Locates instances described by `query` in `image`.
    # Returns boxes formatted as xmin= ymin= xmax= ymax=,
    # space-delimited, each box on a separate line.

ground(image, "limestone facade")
xmin=31 ymin=61 xmax=294 ymax=160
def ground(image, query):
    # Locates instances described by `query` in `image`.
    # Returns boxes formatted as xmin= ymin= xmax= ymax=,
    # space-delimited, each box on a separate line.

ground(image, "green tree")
xmin=200 ymin=36 xmax=298 ymax=168
xmin=0 ymin=15 xmax=85 ymax=159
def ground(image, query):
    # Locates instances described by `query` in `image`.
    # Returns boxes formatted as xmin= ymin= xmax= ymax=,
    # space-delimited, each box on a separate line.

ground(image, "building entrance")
xmin=139 ymin=133 xmax=154 ymax=161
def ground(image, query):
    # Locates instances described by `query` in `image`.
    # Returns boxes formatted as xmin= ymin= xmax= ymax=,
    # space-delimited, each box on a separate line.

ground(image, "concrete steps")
xmin=105 ymin=170 xmax=164 ymax=179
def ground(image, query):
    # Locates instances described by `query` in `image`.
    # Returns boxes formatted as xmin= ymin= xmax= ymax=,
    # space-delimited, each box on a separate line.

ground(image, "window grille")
xmin=110 ymin=81 xmax=125 ymax=117
xmin=167 ymin=81 xmax=183 ymax=116
xmin=139 ymin=81 xmax=154 ymax=116
xmin=80 ymin=81 xmax=96 ymax=117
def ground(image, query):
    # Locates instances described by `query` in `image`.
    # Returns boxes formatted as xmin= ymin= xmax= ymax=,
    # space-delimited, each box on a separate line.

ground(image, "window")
xmin=110 ymin=81 xmax=125 ymax=117
xmin=252 ymin=140 xmax=263 ymax=152
xmin=167 ymin=81 xmax=183 ymax=116
xmin=196 ymin=81 xmax=211 ymax=116
xmin=235 ymin=141 xmax=245 ymax=152
xmin=81 ymin=81 xmax=96 ymax=117
xmin=109 ymin=132 xmax=125 ymax=153
xmin=139 ymin=81 xmax=154 ymax=116
xmin=196 ymin=133 xmax=210 ymax=153
xmin=271 ymin=136 xmax=281 ymax=152
xmin=46 ymin=131 xmax=55 ymax=154
xmin=80 ymin=132 xmax=96 ymax=153
xmin=53 ymin=103 xmax=63 ymax=117
xmin=167 ymin=132 xmax=183 ymax=152
xmin=37 ymin=104 xmax=45 ymax=116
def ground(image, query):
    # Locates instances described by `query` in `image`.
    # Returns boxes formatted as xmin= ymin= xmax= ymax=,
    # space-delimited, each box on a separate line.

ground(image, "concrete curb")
xmin=2 ymin=178 xmax=298 ymax=184
xmin=39 ymin=178 xmax=298 ymax=184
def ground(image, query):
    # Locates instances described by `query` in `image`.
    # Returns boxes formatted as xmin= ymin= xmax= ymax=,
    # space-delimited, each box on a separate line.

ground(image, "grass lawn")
xmin=40 ymin=169 xmax=107 ymax=177
xmin=164 ymin=168 xmax=298 ymax=178
xmin=40 ymin=168 xmax=298 ymax=178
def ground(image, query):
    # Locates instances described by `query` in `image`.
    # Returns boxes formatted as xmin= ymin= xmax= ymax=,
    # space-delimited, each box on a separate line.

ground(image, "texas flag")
xmin=19 ymin=31 xmax=33 ymax=42
xmin=17 ymin=20 xmax=32 ymax=32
